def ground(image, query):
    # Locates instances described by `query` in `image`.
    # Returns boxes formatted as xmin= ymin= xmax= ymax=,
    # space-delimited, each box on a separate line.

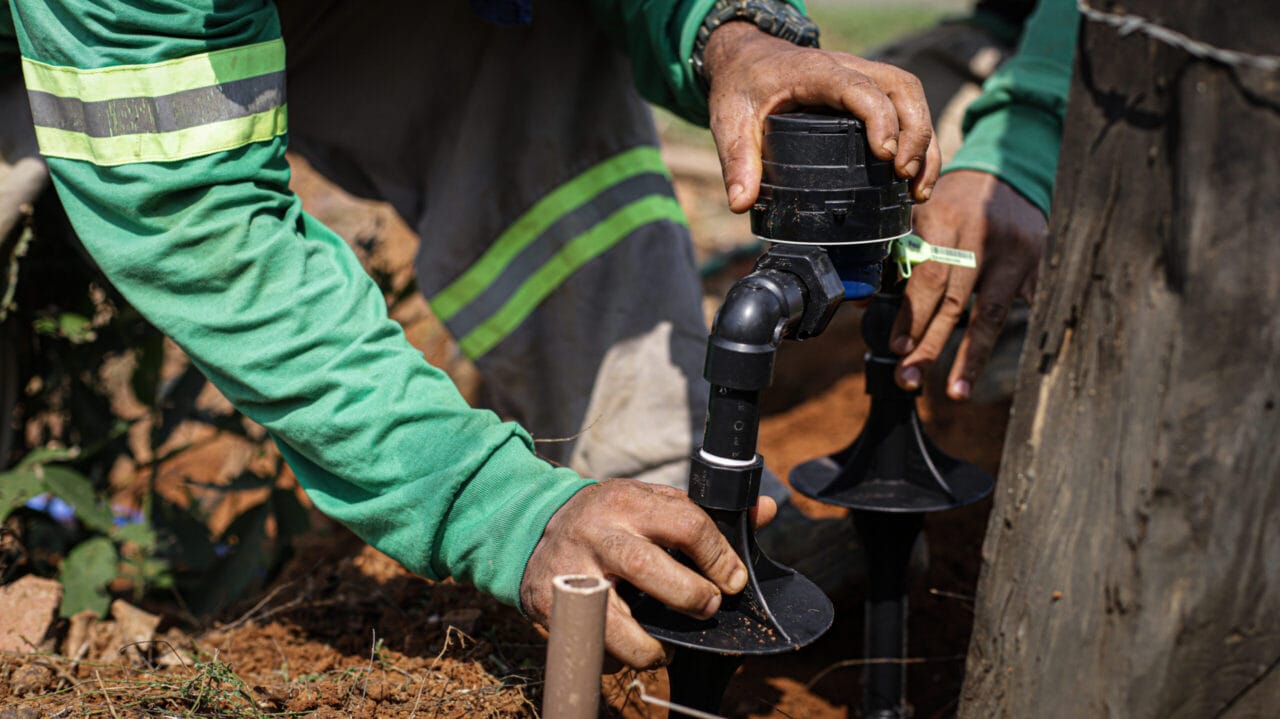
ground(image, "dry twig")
xmin=805 ymin=654 xmax=967 ymax=690
xmin=94 ymin=670 xmax=121 ymax=719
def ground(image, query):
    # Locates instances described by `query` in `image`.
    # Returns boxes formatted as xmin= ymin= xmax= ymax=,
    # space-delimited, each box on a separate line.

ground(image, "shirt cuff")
xmin=945 ymin=102 xmax=1063 ymax=217
xmin=675 ymin=0 xmax=810 ymax=125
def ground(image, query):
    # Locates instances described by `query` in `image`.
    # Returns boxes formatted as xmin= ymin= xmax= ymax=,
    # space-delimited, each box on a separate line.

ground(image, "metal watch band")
xmin=691 ymin=0 xmax=821 ymax=91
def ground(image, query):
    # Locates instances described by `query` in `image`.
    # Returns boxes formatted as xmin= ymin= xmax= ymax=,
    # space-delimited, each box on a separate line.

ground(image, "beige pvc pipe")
xmin=543 ymin=574 xmax=610 ymax=719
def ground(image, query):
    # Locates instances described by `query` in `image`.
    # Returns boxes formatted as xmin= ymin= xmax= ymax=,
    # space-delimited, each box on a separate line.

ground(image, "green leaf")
xmin=16 ymin=445 xmax=81 ymax=471
xmin=0 ymin=468 xmax=47 ymax=518
xmin=32 ymin=316 xmax=57 ymax=336
xmin=57 ymin=313 xmax=96 ymax=344
xmin=60 ymin=536 xmax=118 ymax=617
xmin=120 ymin=555 xmax=173 ymax=598
xmin=42 ymin=467 xmax=114 ymax=534
xmin=113 ymin=521 xmax=157 ymax=551
xmin=31 ymin=313 xmax=97 ymax=343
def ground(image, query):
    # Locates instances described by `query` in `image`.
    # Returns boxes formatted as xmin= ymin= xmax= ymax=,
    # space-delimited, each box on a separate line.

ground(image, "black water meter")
xmin=751 ymin=112 xmax=913 ymax=298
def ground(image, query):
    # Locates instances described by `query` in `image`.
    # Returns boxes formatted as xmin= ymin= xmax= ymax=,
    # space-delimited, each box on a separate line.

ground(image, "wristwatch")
xmin=691 ymin=0 xmax=821 ymax=90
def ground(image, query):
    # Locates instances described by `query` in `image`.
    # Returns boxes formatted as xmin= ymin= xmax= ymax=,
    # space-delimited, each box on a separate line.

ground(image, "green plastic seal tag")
xmin=893 ymin=233 xmax=978 ymax=278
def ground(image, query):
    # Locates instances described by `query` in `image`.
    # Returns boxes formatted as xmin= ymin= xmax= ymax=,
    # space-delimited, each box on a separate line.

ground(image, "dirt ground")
xmin=2 ymin=131 xmax=1012 ymax=717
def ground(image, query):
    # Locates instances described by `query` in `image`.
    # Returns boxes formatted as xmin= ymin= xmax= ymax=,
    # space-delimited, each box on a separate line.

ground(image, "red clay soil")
xmin=2 ymin=147 xmax=1011 ymax=718
xmin=2 ymin=525 xmax=548 ymax=718
xmin=2 ymin=353 xmax=1008 ymax=718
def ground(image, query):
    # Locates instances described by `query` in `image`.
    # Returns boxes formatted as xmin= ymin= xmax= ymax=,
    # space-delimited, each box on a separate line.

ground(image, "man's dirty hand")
xmin=519 ymin=479 xmax=776 ymax=669
xmin=703 ymin=21 xmax=940 ymax=212
xmin=890 ymin=171 xmax=1048 ymax=399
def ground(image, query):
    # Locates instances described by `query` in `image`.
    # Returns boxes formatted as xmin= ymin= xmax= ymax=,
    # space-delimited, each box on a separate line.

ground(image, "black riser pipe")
xmin=854 ymin=511 xmax=923 ymax=719
xmin=703 ymin=385 xmax=762 ymax=461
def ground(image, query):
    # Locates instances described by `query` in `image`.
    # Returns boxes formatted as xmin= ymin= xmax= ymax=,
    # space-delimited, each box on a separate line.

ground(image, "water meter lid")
xmin=751 ymin=111 xmax=912 ymax=246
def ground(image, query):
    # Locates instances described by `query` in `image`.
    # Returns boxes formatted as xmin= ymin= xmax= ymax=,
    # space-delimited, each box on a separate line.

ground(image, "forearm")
xmin=587 ymin=0 xmax=808 ymax=125
xmin=11 ymin=0 xmax=592 ymax=607
xmin=945 ymin=0 xmax=1079 ymax=215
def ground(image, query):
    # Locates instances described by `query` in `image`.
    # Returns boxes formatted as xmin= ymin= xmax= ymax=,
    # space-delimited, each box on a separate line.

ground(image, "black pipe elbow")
xmin=712 ymin=277 xmax=793 ymax=347
xmin=704 ymin=271 xmax=804 ymax=391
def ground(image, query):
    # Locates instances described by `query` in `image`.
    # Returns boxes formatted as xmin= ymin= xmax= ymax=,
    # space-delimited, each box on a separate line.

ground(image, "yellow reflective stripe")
xmin=458 ymin=195 xmax=687 ymax=359
xmin=20 ymin=39 xmax=285 ymax=103
xmin=430 ymin=146 xmax=669 ymax=321
xmin=33 ymin=105 xmax=287 ymax=166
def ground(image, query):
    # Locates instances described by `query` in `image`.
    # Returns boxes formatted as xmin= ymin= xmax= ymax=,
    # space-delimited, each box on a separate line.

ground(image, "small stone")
xmin=0 ymin=575 xmax=63 ymax=652
xmin=442 ymin=608 xmax=482 ymax=635
xmin=61 ymin=609 xmax=101 ymax=658
xmin=1051 ymin=590 xmax=1064 ymax=601
xmin=10 ymin=663 xmax=54 ymax=695
xmin=108 ymin=599 xmax=161 ymax=662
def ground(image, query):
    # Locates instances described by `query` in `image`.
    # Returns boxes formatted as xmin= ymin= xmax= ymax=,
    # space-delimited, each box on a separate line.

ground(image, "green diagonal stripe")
xmin=21 ymin=39 xmax=286 ymax=102
xmin=430 ymin=146 xmax=670 ymax=321
xmin=458 ymin=195 xmax=687 ymax=359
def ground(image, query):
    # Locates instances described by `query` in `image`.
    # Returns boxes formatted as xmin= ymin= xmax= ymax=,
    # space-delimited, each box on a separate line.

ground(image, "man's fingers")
xmin=877 ymin=72 xmax=932 ymax=181
xmin=604 ymin=591 xmax=667 ymax=669
xmin=891 ymin=260 xmax=950 ymax=355
xmin=947 ymin=266 xmax=1024 ymax=399
xmin=831 ymin=71 xmax=900 ymax=162
xmin=897 ymin=280 xmax=972 ymax=390
xmin=749 ymin=496 xmax=778 ymax=529
xmin=597 ymin=530 xmax=725 ymax=619
xmin=947 ymin=297 xmax=1009 ymax=401
xmin=911 ymin=132 xmax=942 ymax=202
xmin=779 ymin=57 xmax=900 ymax=160
xmin=710 ymin=100 xmax=764 ymax=213
xmin=635 ymin=493 xmax=747 ymax=596
xmin=839 ymin=58 xmax=933 ymax=178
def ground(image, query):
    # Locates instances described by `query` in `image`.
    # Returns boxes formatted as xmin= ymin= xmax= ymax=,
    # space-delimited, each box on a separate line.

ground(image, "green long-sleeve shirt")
xmin=945 ymin=0 xmax=1079 ymax=216
xmin=5 ymin=0 xmax=811 ymax=610
xmin=4 ymin=0 xmax=804 ymax=609
xmin=9 ymin=0 xmax=598 ymax=608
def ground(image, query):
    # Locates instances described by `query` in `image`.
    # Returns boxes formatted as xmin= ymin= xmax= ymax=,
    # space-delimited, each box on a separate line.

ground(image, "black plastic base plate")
xmin=626 ymin=557 xmax=833 ymax=655
xmin=791 ymin=454 xmax=992 ymax=513
xmin=791 ymin=408 xmax=994 ymax=513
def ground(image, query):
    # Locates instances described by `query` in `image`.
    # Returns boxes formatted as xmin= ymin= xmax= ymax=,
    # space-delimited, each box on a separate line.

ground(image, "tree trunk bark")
xmin=959 ymin=3 xmax=1280 ymax=717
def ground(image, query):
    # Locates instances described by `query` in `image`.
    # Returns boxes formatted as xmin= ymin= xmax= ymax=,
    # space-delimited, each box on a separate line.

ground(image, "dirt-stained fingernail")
xmin=728 ymin=183 xmax=745 ymax=206
xmin=951 ymin=379 xmax=970 ymax=399
xmin=728 ymin=566 xmax=748 ymax=593
xmin=902 ymin=159 xmax=922 ymax=177
xmin=891 ymin=336 xmax=913 ymax=355
xmin=901 ymin=366 xmax=921 ymax=389
xmin=702 ymin=592 xmax=723 ymax=618
xmin=881 ymin=138 xmax=899 ymax=156
xmin=642 ymin=647 xmax=669 ymax=670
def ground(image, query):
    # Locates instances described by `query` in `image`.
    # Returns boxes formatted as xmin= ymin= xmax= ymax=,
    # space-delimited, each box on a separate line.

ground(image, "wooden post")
xmin=960 ymin=2 xmax=1280 ymax=716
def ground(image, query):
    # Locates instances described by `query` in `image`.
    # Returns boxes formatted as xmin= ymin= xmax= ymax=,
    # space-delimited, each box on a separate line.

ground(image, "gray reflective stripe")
xmin=27 ymin=71 xmax=285 ymax=138
xmin=440 ymin=172 xmax=677 ymax=341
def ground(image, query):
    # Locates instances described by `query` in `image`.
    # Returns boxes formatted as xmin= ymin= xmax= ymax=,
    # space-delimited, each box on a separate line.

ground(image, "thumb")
xmin=710 ymin=96 xmax=764 ymax=214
